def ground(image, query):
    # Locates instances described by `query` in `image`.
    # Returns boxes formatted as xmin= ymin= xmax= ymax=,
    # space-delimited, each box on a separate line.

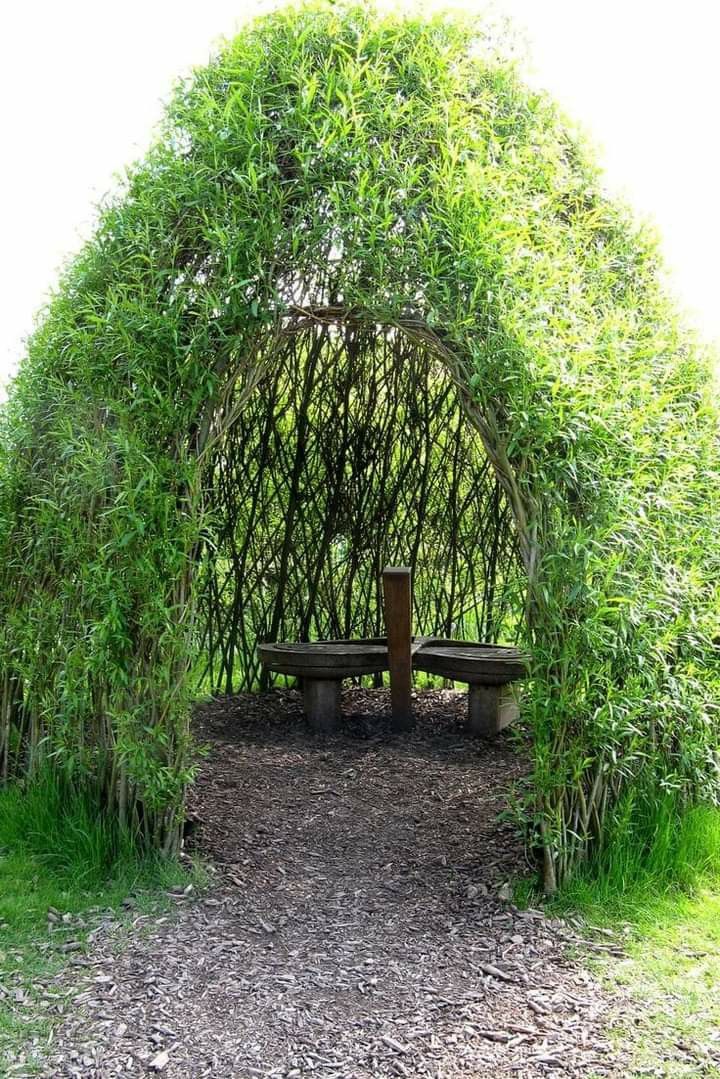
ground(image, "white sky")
xmin=1 ymin=1 xmax=718 ymax=395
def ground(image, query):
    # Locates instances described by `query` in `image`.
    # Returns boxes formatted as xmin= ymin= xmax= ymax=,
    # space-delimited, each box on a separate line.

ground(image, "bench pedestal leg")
xmin=303 ymin=678 xmax=341 ymax=733
xmin=467 ymin=684 xmax=519 ymax=737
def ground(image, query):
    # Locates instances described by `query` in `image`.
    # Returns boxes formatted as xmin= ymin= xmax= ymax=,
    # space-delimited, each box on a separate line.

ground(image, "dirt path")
xmin=39 ymin=689 xmax=623 ymax=1077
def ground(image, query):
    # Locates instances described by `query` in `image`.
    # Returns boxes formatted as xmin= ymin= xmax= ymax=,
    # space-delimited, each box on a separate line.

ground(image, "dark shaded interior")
xmin=196 ymin=321 xmax=525 ymax=693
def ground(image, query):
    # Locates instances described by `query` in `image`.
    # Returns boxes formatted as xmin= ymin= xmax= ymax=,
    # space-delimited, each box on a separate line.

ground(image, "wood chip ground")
xmin=18 ymin=689 xmax=628 ymax=1077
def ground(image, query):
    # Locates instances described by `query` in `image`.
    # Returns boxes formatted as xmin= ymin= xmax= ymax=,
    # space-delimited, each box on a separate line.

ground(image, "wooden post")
xmin=382 ymin=566 xmax=414 ymax=731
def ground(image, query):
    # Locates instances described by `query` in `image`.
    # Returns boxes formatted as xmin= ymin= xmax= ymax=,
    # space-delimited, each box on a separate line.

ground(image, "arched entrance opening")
xmin=191 ymin=310 xmax=527 ymax=706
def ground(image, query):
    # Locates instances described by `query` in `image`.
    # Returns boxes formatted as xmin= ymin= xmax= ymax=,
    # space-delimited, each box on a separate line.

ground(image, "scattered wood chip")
xmin=149 ymin=1049 xmax=170 ymax=1071
xmin=31 ymin=689 xmax=628 ymax=1078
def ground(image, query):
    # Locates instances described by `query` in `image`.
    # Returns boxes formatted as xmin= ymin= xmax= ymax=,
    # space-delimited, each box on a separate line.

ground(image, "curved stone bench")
xmin=412 ymin=639 xmax=528 ymax=736
xmin=257 ymin=639 xmax=389 ymax=732
xmin=258 ymin=636 xmax=527 ymax=736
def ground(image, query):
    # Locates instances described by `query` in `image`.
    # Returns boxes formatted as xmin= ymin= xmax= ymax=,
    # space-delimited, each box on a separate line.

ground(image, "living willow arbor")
xmin=1 ymin=5 xmax=719 ymax=890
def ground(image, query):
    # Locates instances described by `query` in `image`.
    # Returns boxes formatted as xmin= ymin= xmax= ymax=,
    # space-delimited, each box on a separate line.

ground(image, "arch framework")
xmin=195 ymin=312 xmax=525 ymax=694
xmin=1 ymin=4 xmax=718 ymax=889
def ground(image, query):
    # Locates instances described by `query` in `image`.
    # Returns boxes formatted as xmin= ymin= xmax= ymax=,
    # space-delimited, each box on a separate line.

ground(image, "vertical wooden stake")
xmin=383 ymin=566 xmax=414 ymax=731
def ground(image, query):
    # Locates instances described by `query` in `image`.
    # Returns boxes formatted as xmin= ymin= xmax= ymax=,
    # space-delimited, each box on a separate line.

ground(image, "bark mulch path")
xmin=37 ymin=689 xmax=626 ymax=1078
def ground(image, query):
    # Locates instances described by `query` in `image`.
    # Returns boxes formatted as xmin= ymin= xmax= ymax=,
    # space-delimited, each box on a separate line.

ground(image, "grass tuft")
xmin=0 ymin=774 xmax=138 ymax=884
xmin=553 ymin=796 xmax=720 ymax=924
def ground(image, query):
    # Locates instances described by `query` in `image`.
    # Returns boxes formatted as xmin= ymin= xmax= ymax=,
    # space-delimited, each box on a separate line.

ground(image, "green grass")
xmin=602 ymin=890 xmax=720 ymax=1077
xmin=535 ymin=800 xmax=720 ymax=1077
xmin=0 ymin=775 xmax=197 ymax=1073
